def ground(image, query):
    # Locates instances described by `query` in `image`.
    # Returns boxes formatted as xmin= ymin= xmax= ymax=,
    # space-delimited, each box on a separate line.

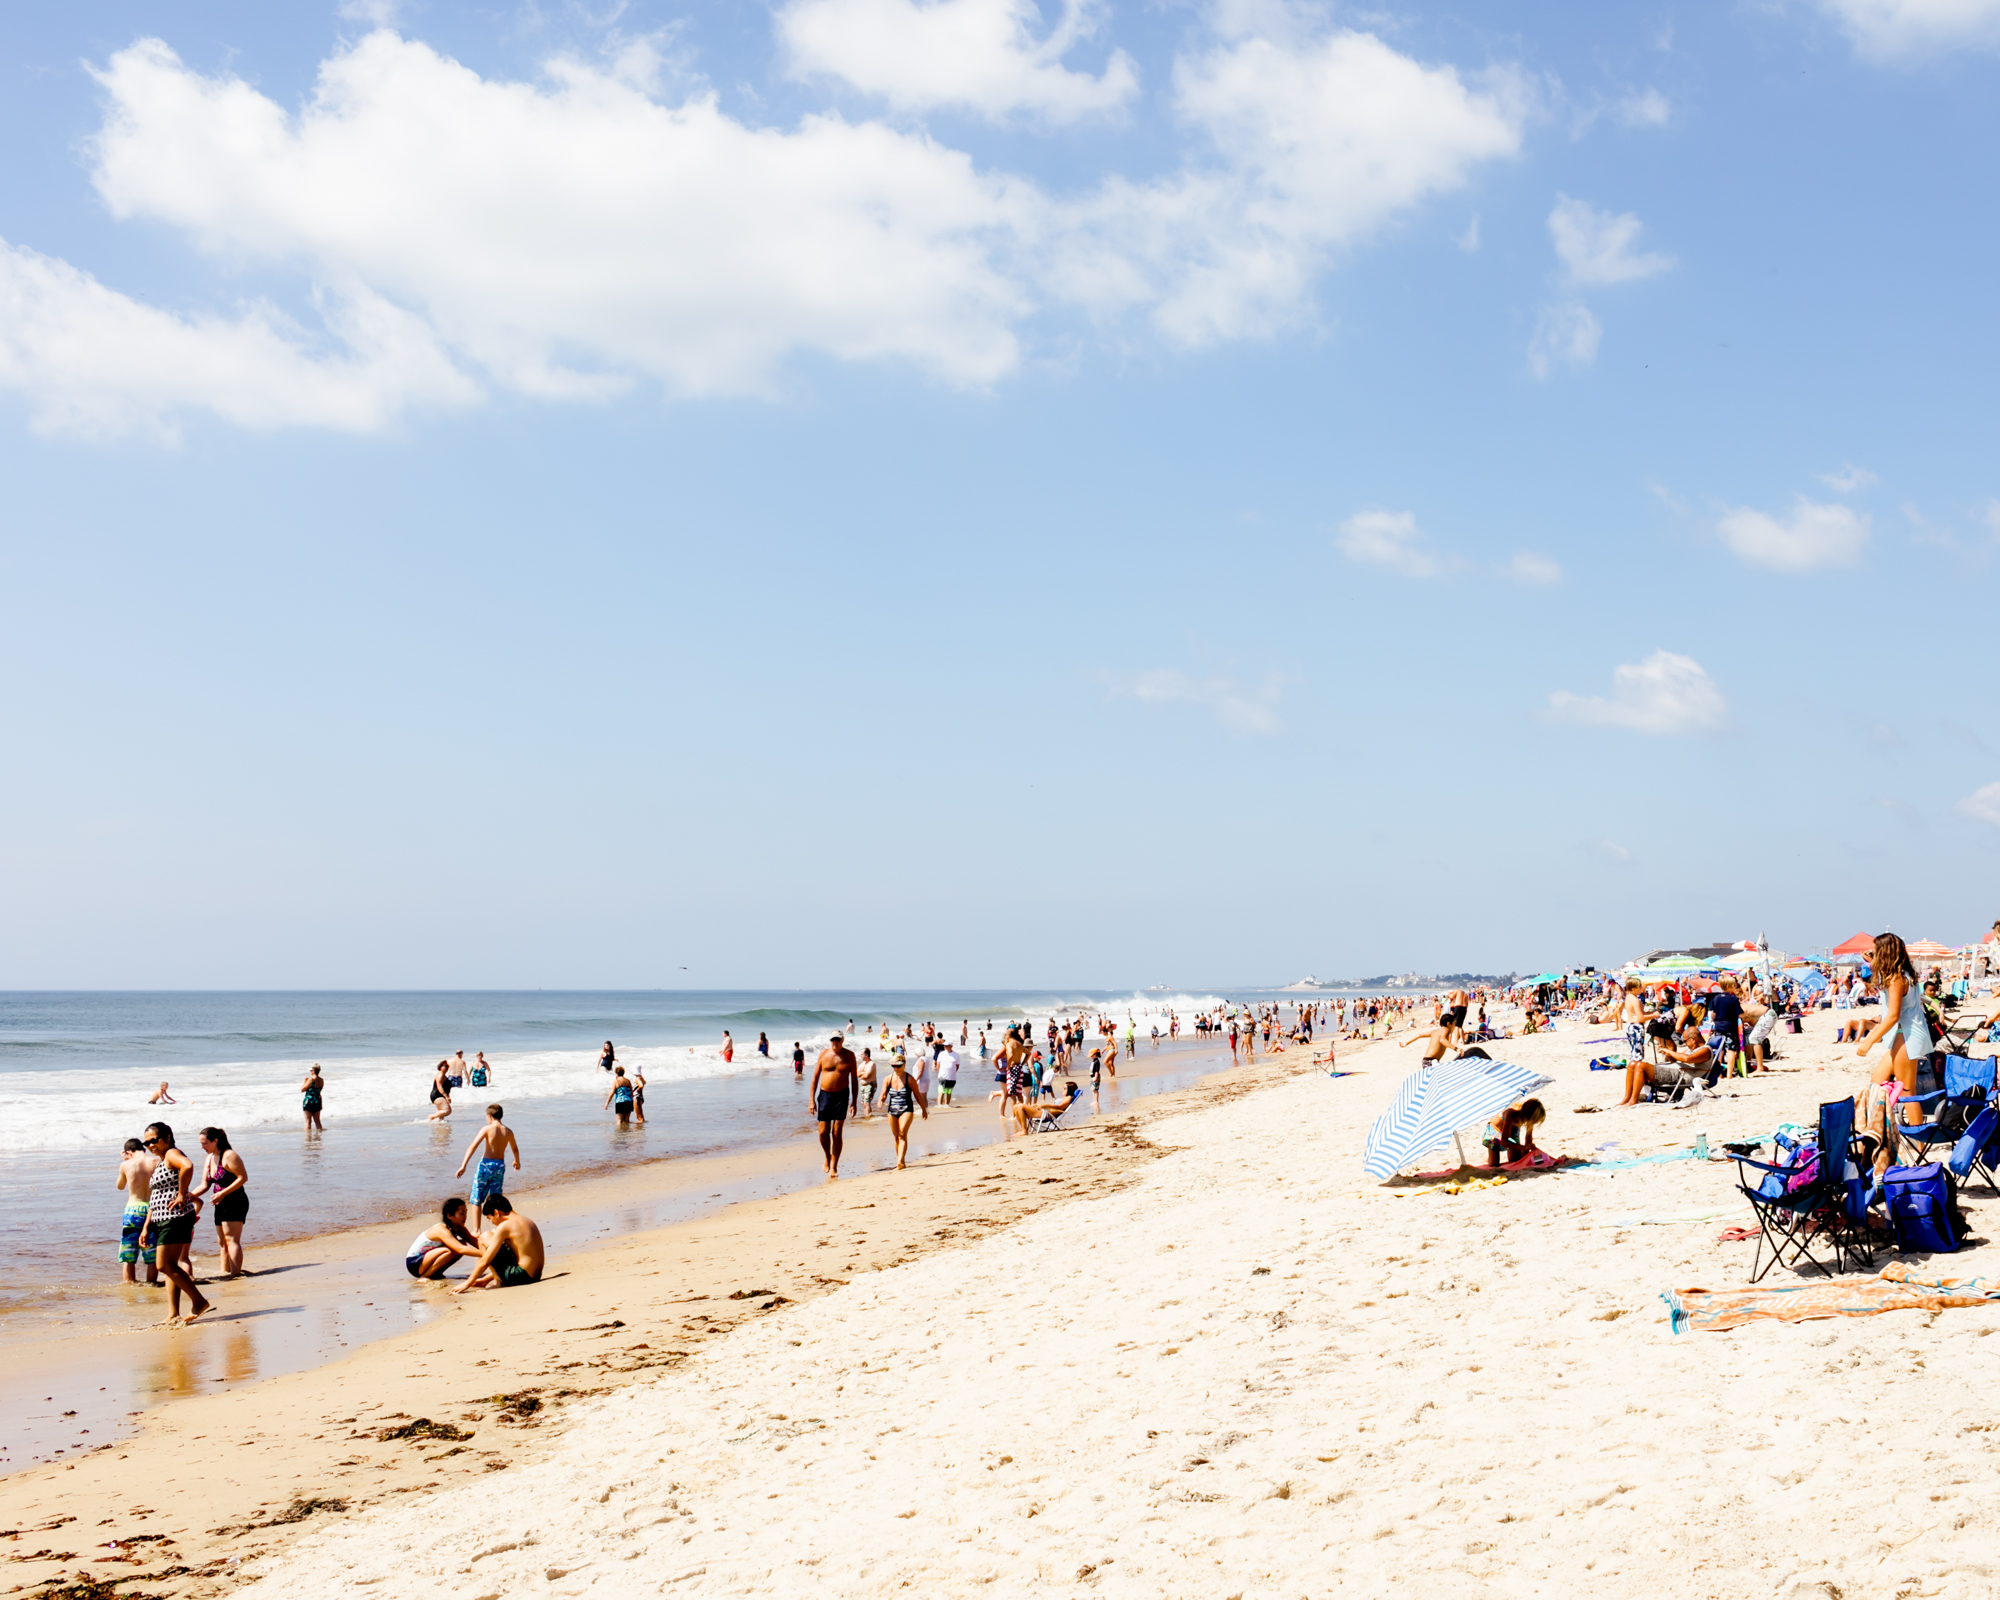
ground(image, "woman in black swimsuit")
xmin=200 ymin=1127 xmax=250 ymax=1276
xmin=881 ymin=1060 xmax=927 ymax=1171
xmin=427 ymin=1060 xmax=453 ymax=1121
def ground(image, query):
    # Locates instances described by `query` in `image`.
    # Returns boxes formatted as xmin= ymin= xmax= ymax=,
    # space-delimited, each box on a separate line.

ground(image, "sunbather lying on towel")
xmin=1010 ymin=1082 xmax=1080 ymax=1134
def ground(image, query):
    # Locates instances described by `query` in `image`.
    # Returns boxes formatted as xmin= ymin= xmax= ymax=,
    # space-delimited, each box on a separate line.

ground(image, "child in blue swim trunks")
xmin=454 ymin=1105 xmax=522 ymax=1240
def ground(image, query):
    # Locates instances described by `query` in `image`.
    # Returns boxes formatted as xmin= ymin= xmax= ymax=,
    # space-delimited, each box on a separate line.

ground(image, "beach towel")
xmin=1407 ymin=1149 xmax=1588 ymax=1182
xmin=1662 ymin=1262 xmax=2000 ymax=1334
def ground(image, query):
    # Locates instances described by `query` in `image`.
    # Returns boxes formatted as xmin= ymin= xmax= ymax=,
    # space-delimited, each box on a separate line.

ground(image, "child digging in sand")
xmin=1484 ymin=1100 xmax=1546 ymax=1167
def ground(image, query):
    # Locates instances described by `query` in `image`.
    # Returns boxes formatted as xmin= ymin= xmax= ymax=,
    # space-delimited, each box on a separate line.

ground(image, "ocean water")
xmin=0 ymin=989 xmax=1245 ymax=1322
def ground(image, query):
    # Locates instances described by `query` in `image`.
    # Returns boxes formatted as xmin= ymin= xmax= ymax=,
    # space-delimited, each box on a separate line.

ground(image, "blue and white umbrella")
xmin=1362 ymin=1056 xmax=1557 ymax=1179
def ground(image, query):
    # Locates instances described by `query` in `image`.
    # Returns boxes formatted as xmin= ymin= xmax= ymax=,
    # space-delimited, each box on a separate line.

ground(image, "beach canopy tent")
xmin=1832 ymin=932 xmax=1875 ymax=957
xmin=1362 ymin=1056 xmax=1557 ymax=1179
xmin=1792 ymin=969 xmax=1829 ymax=993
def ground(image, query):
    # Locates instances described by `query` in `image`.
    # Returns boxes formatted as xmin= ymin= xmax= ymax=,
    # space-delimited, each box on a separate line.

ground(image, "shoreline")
xmin=0 ymin=1038 xmax=1241 ymax=1474
xmin=0 ymin=1039 xmax=1292 ymax=1597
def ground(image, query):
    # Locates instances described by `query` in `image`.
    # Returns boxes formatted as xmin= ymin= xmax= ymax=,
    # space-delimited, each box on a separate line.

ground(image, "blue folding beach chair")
xmin=1896 ymin=1055 xmax=1995 ymax=1167
xmin=1948 ymin=1104 xmax=2000 ymax=1195
xmin=1731 ymin=1097 xmax=1875 ymax=1281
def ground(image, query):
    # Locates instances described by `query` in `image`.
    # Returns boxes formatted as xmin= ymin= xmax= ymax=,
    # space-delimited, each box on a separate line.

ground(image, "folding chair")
xmin=1027 ymin=1088 xmax=1081 ymax=1132
xmin=1950 ymin=1104 xmax=2000 ymax=1194
xmin=1731 ymin=1097 xmax=1875 ymax=1282
xmin=1896 ymin=1055 xmax=1995 ymax=1166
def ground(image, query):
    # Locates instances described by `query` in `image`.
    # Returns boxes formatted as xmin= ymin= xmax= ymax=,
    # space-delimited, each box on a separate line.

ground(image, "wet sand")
xmin=0 ymin=1040 xmax=1233 ymax=1471
xmin=0 ymin=1036 xmax=1278 ymax=1598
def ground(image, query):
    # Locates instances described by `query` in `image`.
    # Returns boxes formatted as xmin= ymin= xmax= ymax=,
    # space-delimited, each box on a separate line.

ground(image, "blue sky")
xmin=1 ymin=0 xmax=1997 ymax=989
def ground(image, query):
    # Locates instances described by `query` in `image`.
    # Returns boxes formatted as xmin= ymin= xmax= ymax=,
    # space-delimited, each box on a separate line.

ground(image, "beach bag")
xmin=1882 ymin=1163 xmax=1965 ymax=1254
xmin=1781 ymin=1146 xmax=1821 ymax=1195
xmin=1784 ymin=1016 xmax=1804 ymax=1034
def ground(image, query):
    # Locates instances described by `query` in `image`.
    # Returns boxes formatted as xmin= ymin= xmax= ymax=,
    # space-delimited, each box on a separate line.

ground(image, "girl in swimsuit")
xmin=199 ymin=1127 xmax=250 ymax=1276
xmin=881 ymin=1060 xmax=928 ymax=1170
xmin=1857 ymin=933 xmax=1932 ymax=1090
xmin=405 ymin=1197 xmax=481 ymax=1279
xmin=140 ymin=1122 xmax=211 ymax=1324
xmin=301 ymin=1064 xmax=325 ymax=1133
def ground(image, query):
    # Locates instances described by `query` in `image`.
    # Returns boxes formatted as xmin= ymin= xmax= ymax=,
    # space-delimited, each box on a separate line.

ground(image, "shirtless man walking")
xmin=811 ymin=1033 xmax=857 ymax=1179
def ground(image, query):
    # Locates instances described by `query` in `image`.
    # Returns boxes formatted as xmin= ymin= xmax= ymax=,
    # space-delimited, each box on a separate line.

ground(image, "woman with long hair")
xmin=138 ymin=1122 xmax=212 ymax=1324
xmin=1855 ymin=932 xmax=1933 ymax=1174
xmin=199 ymin=1127 xmax=250 ymax=1277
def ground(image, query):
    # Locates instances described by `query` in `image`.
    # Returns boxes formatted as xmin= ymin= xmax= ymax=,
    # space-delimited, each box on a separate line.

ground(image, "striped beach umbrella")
xmin=1362 ymin=1056 xmax=1558 ymax=1179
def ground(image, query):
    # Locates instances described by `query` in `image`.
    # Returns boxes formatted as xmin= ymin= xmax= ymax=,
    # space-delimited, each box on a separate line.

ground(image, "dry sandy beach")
xmin=10 ymin=1014 xmax=2000 ymax=1600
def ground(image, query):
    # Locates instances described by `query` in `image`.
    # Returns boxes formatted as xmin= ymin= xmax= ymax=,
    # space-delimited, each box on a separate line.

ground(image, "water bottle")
xmin=1694 ymin=1131 xmax=1710 ymax=1161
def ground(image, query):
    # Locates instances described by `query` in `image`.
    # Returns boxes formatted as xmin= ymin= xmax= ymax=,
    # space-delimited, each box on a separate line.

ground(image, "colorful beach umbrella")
xmin=1362 ymin=1056 xmax=1558 ymax=1179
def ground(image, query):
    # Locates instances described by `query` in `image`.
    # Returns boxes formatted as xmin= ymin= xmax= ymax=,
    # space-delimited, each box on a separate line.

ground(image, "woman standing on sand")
xmin=200 ymin=1127 xmax=250 ymax=1277
xmin=1856 ymin=932 xmax=1933 ymax=1174
xmin=301 ymin=1064 xmax=325 ymax=1132
xmin=881 ymin=1056 xmax=927 ymax=1170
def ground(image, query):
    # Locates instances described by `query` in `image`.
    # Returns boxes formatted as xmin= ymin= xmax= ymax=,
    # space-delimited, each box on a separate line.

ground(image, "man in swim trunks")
xmin=454 ymin=1195 xmax=544 ymax=1292
xmin=811 ymin=1034 xmax=857 ymax=1179
xmin=116 ymin=1137 xmax=162 ymax=1285
xmin=454 ymin=1105 xmax=522 ymax=1239
xmin=448 ymin=1051 xmax=468 ymax=1090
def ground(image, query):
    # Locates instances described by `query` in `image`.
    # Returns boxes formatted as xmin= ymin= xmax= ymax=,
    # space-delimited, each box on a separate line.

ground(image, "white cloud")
xmin=1981 ymin=500 xmax=2000 ymax=540
xmin=778 ymin=0 xmax=1137 ymax=121
xmin=1819 ymin=0 xmax=2000 ymax=58
xmin=1821 ymin=461 xmax=1880 ymax=492
xmin=0 ymin=236 xmax=475 ymax=439
xmin=1546 ymin=650 xmax=1727 ymax=734
xmin=1598 ymin=839 xmax=1632 ymax=861
xmin=85 ymin=34 xmax=1033 ymax=408
xmin=1527 ymin=301 xmax=1600 ymax=378
xmin=1958 ymin=782 xmax=2000 ymax=826
xmin=1105 ymin=668 xmax=1287 ymax=734
xmin=1335 ymin=509 xmax=1441 ymax=577
xmin=1506 ymin=551 xmax=1562 ymax=585
xmin=337 ymin=0 xmax=404 ymax=23
xmin=1456 ymin=215 xmax=1481 ymax=253
xmin=1548 ymin=194 xmax=1674 ymax=286
xmin=0 ymin=19 xmax=1528 ymax=437
xmin=1617 ymin=88 xmax=1672 ymax=127
xmin=1715 ymin=498 xmax=1870 ymax=571
xmin=1056 ymin=27 xmax=1526 ymax=347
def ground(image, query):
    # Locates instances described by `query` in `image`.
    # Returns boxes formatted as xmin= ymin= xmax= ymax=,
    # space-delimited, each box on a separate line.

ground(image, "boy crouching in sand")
xmin=454 ymin=1196 xmax=545 ymax=1293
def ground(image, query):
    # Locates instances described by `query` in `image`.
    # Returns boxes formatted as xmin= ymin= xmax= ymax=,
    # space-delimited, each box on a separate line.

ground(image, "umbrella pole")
xmin=1454 ymin=1131 xmax=1469 ymax=1170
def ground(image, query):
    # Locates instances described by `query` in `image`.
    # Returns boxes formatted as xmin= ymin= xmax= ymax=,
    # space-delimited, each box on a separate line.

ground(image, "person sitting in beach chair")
xmin=1618 ymin=1026 xmax=1713 ymax=1106
xmin=1011 ymin=1082 xmax=1081 ymax=1134
xmin=1484 ymin=1100 xmax=1546 ymax=1167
